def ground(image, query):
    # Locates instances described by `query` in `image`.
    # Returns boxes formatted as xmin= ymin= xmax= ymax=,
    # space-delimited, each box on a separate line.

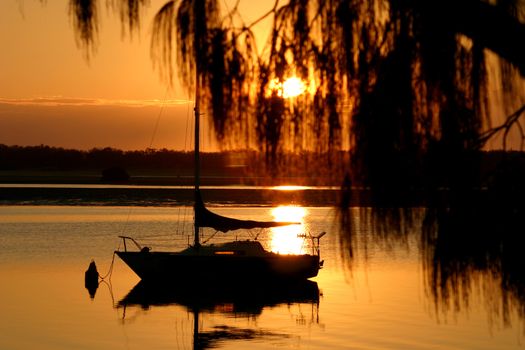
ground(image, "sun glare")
xmin=270 ymin=206 xmax=308 ymax=255
xmin=282 ymin=77 xmax=306 ymax=98
xmin=267 ymin=76 xmax=307 ymax=99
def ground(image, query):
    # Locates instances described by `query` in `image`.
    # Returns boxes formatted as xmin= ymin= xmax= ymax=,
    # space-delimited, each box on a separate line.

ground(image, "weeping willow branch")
xmin=68 ymin=0 xmax=525 ymax=181
xmin=477 ymin=104 xmax=525 ymax=150
xmin=150 ymin=0 xmax=178 ymax=86
xmin=109 ymin=0 xmax=150 ymax=39
xmin=69 ymin=0 xmax=99 ymax=56
xmin=69 ymin=0 xmax=152 ymax=55
xmin=246 ymin=0 xmax=280 ymax=29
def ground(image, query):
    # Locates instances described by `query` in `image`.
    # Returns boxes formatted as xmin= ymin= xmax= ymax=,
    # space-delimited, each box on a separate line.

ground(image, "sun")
xmin=267 ymin=76 xmax=307 ymax=99
xmin=282 ymin=77 xmax=306 ymax=98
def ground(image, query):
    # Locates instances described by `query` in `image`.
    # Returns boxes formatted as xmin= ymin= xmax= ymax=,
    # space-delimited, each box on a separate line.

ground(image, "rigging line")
xmin=187 ymin=106 xmax=196 ymax=235
xmin=97 ymin=240 xmax=121 ymax=282
xmin=148 ymin=88 xmax=170 ymax=149
xmin=202 ymin=230 xmax=219 ymax=244
xmin=118 ymin=90 xmax=170 ymax=239
xmin=99 ymin=250 xmax=118 ymax=281
xmin=120 ymin=207 xmax=136 ymax=237
xmin=176 ymin=205 xmax=181 ymax=235
xmin=184 ymin=99 xmax=192 ymax=151
xmin=189 ymin=103 xmax=195 ymax=154
xmin=99 ymin=279 xmax=116 ymax=307
xmin=175 ymin=206 xmax=181 ymax=235
xmin=173 ymin=99 xmax=192 ymax=237
xmin=177 ymin=100 xmax=193 ymax=236
xmin=200 ymin=111 xmax=205 ymax=151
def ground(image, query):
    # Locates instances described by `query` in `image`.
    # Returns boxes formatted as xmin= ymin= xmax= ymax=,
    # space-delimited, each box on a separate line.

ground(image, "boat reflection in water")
xmin=117 ymin=279 xmax=320 ymax=349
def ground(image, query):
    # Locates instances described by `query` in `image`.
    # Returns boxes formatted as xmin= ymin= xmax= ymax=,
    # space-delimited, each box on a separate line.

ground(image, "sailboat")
xmin=116 ymin=79 xmax=324 ymax=282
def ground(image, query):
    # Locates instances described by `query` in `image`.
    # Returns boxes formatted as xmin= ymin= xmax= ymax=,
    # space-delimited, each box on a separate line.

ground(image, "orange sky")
xmin=0 ymin=0 xmax=272 ymax=151
xmin=2 ymin=1 xmax=523 ymax=152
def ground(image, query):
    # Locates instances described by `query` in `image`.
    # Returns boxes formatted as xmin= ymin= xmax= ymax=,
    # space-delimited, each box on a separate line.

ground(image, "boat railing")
xmin=118 ymin=236 xmax=144 ymax=252
xmin=298 ymin=231 xmax=326 ymax=256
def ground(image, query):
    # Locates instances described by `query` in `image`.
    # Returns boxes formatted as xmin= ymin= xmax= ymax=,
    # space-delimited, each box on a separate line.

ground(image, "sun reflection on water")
xmin=270 ymin=185 xmax=311 ymax=191
xmin=270 ymin=206 xmax=308 ymax=255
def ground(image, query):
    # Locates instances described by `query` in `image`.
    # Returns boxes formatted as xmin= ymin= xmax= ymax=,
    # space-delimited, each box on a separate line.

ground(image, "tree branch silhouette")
xmin=66 ymin=0 xmax=525 ymax=185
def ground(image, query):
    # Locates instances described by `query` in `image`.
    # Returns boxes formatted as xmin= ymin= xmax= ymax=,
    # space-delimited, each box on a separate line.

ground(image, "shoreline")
xmin=0 ymin=186 xmax=340 ymax=207
xmin=2 ymin=185 xmax=521 ymax=208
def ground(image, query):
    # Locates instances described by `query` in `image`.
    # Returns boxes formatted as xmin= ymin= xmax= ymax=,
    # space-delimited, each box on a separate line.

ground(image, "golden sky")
xmin=3 ymin=1 xmax=522 ymax=151
xmin=0 ymin=0 xmax=272 ymax=151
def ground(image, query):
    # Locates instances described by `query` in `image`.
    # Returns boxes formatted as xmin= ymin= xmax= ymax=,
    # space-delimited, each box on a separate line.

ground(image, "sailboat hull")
xmin=116 ymin=250 xmax=320 ymax=281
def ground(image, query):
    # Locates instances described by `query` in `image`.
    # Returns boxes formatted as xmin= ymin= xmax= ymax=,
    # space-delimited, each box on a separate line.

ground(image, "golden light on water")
xmin=271 ymin=185 xmax=310 ymax=191
xmin=270 ymin=206 xmax=308 ymax=255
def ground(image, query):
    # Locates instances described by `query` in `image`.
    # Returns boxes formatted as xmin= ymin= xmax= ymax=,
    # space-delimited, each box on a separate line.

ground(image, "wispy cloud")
xmin=0 ymin=97 xmax=192 ymax=108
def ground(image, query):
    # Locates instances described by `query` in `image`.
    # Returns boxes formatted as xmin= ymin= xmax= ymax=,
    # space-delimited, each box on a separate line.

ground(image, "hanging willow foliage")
xmin=69 ymin=0 xmax=525 ymax=186
xmin=69 ymin=0 xmax=99 ymax=56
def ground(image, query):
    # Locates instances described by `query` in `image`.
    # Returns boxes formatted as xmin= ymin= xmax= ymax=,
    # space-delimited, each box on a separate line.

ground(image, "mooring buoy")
xmin=85 ymin=260 xmax=99 ymax=299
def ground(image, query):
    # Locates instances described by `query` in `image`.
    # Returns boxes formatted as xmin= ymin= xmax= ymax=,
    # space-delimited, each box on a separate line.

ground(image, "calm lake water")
xmin=0 ymin=204 xmax=523 ymax=349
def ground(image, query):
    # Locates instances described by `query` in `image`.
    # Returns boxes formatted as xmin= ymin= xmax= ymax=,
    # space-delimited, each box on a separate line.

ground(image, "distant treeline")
xmin=0 ymin=144 xmax=345 ymax=185
xmin=0 ymin=144 xmax=229 ymax=173
xmin=1 ymin=144 xmax=525 ymax=187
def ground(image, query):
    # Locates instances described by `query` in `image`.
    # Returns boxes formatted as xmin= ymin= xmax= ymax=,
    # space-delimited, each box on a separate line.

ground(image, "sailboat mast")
xmin=194 ymin=70 xmax=201 ymax=247
xmin=194 ymin=100 xmax=200 ymax=191
xmin=193 ymin=0 xmax=203 ymax=248
xmin=194 ymin=91 xmax=201 ymax=247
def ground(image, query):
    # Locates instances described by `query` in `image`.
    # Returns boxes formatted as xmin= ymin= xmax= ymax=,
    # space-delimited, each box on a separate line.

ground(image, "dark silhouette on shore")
xmin=2 ymin=143 xmax=525 ymax=188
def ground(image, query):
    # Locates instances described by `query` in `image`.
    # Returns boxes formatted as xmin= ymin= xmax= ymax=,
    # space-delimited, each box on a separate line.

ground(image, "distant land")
xmin=2 ymin=144 xmax=525 ymax=207
xmin=1 ymin=144 xmax=525 ymax=188
xmin=0 ymin=144 xmax=337 ymax=186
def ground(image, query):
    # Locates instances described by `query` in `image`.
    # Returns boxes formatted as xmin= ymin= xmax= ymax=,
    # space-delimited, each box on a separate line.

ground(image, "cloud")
xmin=0 ymin=95 xmax=217 ymax=151
xmin=0 ymin=96 xmax=192 ymax=108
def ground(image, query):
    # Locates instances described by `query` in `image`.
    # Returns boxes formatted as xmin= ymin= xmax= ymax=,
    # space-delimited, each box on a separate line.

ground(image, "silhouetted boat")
xmin=115 ymin=95 xmax=324 ymax=282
